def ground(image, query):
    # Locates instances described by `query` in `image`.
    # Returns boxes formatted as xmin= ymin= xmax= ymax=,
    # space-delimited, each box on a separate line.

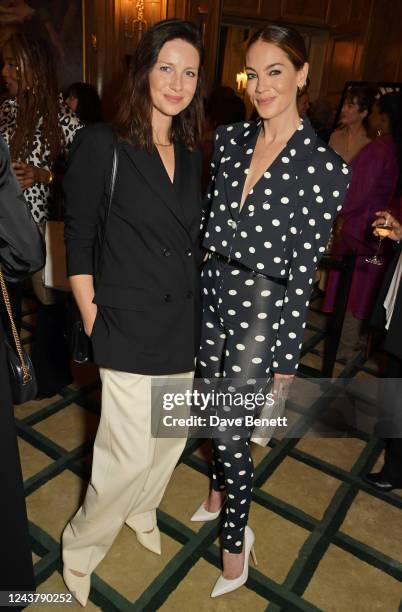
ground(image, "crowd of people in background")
xmin=0 ymin=16 xmax=401 ymax=608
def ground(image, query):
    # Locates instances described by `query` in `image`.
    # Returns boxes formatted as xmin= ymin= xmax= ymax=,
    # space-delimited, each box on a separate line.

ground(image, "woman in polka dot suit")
xmin=191 ymin=24 xmax=351 ymax=597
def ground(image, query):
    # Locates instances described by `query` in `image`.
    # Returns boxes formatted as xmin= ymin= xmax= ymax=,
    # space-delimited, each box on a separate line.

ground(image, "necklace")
xmin=154 ymin=141 xmax=173 ymax=147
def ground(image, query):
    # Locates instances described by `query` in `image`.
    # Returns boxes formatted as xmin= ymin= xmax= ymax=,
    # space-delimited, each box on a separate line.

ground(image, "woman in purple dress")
xmin=323 ymin=92 xmax=402 ymax=356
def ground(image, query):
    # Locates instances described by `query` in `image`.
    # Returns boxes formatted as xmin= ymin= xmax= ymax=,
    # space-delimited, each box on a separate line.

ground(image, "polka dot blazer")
xmin=202 ymin=117 xmax=351 ymax=374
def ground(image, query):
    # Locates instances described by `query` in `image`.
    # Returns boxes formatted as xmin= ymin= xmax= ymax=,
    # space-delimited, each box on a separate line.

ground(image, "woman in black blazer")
xmin=191 ymin=24 xmax=351 ymax=597
xmin=61 ymin=20 xmax=204 ymax=606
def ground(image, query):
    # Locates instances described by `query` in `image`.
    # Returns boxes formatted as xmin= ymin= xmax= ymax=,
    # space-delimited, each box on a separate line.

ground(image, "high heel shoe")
xmin=135 ymin=527 xmax=162 ymax=555
xmin=211 ymin=526 xmax=257 ymax=598
xmin=190 ymin=499 xmax=226 ymax=522
xmin=62 ymin=567 xmax=91 ymax=607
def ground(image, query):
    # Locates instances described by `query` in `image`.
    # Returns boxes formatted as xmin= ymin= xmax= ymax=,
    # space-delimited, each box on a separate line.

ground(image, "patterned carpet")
xmin=16 ymin=292 xmax=402 ymax=611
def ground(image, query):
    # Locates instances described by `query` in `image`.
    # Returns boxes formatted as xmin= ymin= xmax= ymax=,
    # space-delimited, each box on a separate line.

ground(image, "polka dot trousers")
xmin=198 ymin=254 xmax=286 ymax=553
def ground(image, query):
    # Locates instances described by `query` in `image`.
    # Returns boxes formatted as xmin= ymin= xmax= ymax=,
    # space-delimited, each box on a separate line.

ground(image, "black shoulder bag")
xmin=0 ymin=266 xmax=37 ymax=404
xmin=70 ymin=134 xmax=119 ymax=364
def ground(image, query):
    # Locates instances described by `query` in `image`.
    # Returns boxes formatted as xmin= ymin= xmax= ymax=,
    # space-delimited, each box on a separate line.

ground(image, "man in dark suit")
xmin=364 ymin=210 xmax=402 ymax=491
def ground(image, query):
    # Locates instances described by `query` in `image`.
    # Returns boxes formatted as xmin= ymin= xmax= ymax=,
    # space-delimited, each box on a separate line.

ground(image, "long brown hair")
xmin=114 ymin=19 xmax=204 ymax=151
xmin=6 ymin=27 xmax=64 ymax=165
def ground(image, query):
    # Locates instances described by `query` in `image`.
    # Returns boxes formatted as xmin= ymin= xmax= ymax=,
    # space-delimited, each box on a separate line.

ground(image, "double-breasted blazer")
xmin=63 ymin=124 xmax=203 ymax=375
xmin=202 ymin=117 xmax=351 ymax=374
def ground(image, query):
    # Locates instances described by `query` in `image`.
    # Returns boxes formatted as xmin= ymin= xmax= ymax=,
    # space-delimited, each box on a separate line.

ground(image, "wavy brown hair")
xmin=114 ymin=19 xmax=204 ymax=151
xmin=5 ymin=27 xmax=64 ymax=165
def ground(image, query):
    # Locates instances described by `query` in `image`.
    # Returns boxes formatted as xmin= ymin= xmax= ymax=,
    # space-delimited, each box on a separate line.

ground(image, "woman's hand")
xmin=69 ymin=275 xmax=97 ymax=337
xmin=83 ymin=303 xmax=98 ymax=337
xmin=12 ymin=161 xmax=50 ymax=190
xmin=373 ymin=211 xmax=402 ymax=242
xmin=273 ymin=372 xmax=294 ymax=396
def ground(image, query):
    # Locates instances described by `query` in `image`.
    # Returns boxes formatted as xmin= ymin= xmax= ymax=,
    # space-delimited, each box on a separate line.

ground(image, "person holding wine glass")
xmin=322 ymin=91 xmax=402 ymax=359
xmin=364 ymin=210 xmax=402 ymax=492
xmin=365 ymin=213 xmax=394 ymax=265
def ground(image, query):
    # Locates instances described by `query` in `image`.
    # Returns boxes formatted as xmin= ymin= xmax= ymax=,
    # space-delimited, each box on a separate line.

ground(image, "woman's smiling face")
xmin=148 ymin=38 xmax=200 ymax=119
xmin=245 ymin=40 xmax=308 ymax=120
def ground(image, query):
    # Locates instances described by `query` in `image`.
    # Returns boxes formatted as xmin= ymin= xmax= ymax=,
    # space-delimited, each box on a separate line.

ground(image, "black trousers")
xmin=0 ymin=327 xmax=35 ymax=606
xmin=198 ymin=255 xmax=285 ymax=553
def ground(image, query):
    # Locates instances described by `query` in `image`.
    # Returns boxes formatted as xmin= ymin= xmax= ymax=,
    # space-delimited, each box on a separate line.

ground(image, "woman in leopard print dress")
xmin=0 ymin=26 xmax=81 ymax=396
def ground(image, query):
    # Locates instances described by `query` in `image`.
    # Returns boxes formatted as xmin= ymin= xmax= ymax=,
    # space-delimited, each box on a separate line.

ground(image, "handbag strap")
xmin=0 ymin=266 xmax=31 ymax=384
xmin=95 ymin=132 xmax=119 ymax=281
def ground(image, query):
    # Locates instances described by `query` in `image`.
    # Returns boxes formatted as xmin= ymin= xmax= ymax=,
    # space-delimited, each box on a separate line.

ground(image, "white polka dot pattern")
xmin=201 ymin=118 xmax=351 ymax=372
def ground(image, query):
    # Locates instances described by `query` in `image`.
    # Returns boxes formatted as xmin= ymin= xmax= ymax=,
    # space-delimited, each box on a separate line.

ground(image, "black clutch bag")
xmin=0 ymin=266 xmax=37 ymax=404
xmin=70 ymin=134 xmax=119 ymax=364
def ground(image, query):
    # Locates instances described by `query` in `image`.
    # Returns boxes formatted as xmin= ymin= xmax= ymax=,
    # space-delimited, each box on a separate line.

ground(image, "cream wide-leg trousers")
xmin=62 ymin=367 xmax=193 ymax=574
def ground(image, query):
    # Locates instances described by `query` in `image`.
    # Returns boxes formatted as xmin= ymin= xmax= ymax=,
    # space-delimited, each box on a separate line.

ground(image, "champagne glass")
xmin=365 ymin=221 xmax=393 ymax=265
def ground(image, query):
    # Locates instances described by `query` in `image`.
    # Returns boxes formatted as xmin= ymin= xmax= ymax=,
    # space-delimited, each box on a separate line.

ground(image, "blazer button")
xmin=186 ymin=290 xmax=193 ymax=299
xmin=163 ymin=248 xmax=171 ymax=257
xmin=228 ymin=219 xmax=237 ymax=229
xmin=164 ymin=294 xmax=171 ymax=302
xmin=185 ymin=248 xmax=192 ymax=257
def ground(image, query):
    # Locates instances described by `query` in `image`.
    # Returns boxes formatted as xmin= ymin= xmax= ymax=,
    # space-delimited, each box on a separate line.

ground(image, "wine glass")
xmin=365 ymin=220 xmax=393 ymax=265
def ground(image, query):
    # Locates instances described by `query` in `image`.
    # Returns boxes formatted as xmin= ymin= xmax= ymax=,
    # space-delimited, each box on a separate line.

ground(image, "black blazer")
xmin=371 ymin=243 xmax=402 ymax=360
xmin=202 ymin=118 xmax=351 ymax=374
xmin=63 ymin=124 xmax=203 ymax=375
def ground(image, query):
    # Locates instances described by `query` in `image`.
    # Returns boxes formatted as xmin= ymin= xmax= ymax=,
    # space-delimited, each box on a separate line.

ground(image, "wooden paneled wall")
xmin=84 ymin=0 xmax=402 ymax=114
xmin=362 ymin=0 xmax=402 ymax=83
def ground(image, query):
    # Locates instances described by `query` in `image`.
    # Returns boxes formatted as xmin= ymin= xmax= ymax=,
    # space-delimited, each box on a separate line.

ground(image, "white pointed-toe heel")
xmin=63 ymin=567 xmax=91 ymax=607
xmin=135 ymin=526 xmax=162 ymax=555
xmin=211 ymin=526 xmax=257 ymax=598
xmin=190 ymin=499 xmax=226 ymax=522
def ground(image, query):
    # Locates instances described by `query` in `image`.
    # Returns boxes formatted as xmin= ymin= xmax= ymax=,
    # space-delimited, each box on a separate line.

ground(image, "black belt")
xmin=210 ymin=252 xmax=287 ymax=286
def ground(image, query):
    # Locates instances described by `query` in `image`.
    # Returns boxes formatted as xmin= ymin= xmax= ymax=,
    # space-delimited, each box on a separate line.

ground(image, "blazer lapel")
xmin=223 ymin=121 xmax=260 ymax=220
xmin=121 ymin=140 xmax=190 ymax=233
xmin=175 ymin=142 xmax=199 ymax=229
xmin=228 ymin=118 xmax=318 ymax=216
